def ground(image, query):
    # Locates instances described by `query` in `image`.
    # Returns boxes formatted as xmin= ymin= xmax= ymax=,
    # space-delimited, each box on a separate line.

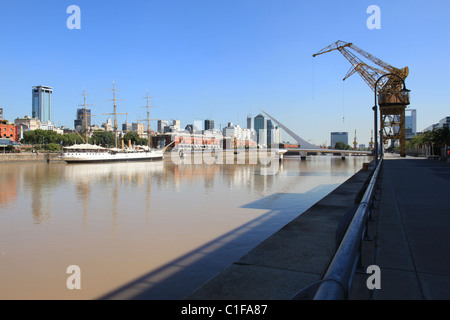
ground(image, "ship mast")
xmin=103 ymin=81 xmax=128 ymax=148
xmin=141 ymin=90 xmax=156 ymax=149
xmin=79 ymin=88 xmax=95 ymax=144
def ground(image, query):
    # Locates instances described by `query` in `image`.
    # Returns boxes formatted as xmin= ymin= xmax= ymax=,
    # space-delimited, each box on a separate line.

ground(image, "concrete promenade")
xmin=186 ymin=160 xmax=373 ymax=300
xmin=186 ymin=154 xmax=450 ymax=300
xmin=351 ymin=154 xmax=450 ymax=300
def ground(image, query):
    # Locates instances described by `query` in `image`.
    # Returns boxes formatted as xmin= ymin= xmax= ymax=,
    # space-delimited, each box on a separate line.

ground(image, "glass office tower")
xmin=254 ymin=114 xmax=267 ymax=147
xmin=32 ymin=86 xmax=53 ymax=122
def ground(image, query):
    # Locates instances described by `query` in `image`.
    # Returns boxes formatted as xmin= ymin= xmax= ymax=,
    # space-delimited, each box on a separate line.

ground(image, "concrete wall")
xmin=0 ymin=153 xmax=64 ymax=163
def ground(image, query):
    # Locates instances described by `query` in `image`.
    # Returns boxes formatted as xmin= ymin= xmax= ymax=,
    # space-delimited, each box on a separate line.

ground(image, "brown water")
xmin=0 ymin=155 xmax=371 ymax=300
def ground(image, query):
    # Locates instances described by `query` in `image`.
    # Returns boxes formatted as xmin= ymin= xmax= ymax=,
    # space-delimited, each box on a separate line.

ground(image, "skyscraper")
xmin=405 ymin=109 xmax=417 ymax=137
xmin=331 ymin=132 xmax=348 ymax=149
xmin=32 ymin=86 xmax=53 ymax=122
xmin=122 ymin=121 xmax=132 ymax=132
xmin=267 ymin=119 xmax=273 ymax=147
xmin=254 ymin=114 xmax=267 ymax=147
xmin=204 ymin=119 xmax=214 ymax=131
xmin=74 ymin=108 xmax=91 ymax=131
xmin=0 ymin=108 xmax=3 ymax=119
xmin=157 ymin=120 xmax=168 ymax=133
xmin=247 ymin=115 xmax=253 ymax=131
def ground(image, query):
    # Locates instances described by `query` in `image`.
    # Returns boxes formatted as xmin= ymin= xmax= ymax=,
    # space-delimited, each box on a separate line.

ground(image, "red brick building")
xmin=0 ymin=119 xmax=18 ymax=142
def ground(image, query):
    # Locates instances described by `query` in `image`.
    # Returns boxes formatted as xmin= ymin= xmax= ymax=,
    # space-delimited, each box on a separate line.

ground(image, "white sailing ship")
xmin=61 ymin=83 xmax=164 ymax=164
xmin=61 ymin=144 xmax=164 ymax=163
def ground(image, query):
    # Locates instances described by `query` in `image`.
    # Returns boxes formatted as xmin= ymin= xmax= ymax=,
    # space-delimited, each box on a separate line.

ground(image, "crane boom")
xmin=312 ymin=40 xmax=411 ymax=157
xmin=313 ymin=40 xmax=408 ymax=94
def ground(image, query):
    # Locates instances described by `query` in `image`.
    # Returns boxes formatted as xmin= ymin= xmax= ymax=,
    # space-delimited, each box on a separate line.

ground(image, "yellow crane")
xmin=313 ymin=40 xmax=410 ymax=156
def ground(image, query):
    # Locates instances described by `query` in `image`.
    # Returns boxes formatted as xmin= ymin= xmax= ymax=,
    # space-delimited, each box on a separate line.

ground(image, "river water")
xmin=0 ymin=154 xmax=371 ymax=300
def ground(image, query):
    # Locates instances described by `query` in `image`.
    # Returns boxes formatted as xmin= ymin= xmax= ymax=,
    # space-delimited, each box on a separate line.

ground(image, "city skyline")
xmin=1 ymin=1 xmax=449 ymax=146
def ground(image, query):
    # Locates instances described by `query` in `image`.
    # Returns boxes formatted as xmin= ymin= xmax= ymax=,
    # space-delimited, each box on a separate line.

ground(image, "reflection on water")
xmin=0 ymin=155 xmax=371 ymax=299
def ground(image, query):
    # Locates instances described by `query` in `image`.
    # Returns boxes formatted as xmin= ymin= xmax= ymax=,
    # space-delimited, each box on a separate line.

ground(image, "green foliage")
xmin=406 ymin=128 xmax=450 ymax=148
xmin=44 ymin=143 xmax=61 ymax=152
xmin=334 ymin=141 xmax=350 ymax=150
xmin=123 ymin=131 xmax=148 ymax=146
xmin=20 ymin=129 xmax=151 ymax=149
xmin=90 ymin=131 xmax=115 ymax=147
xmin=22 ymin=129 xmax=61 ymax=145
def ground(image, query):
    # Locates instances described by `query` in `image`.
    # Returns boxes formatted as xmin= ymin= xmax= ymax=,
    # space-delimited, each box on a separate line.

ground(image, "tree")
xmin=90 ymin=131 xmax=115 ymax=147
xmin=407 ymin=128 xmax=450 ymax=149
xmin=61 ymin=132 xmax=80 ymax=146
xmin=22 ymin=129 xmax=63 ymax=145
xmin=334 ymin=141 xmax=350 ymax=150
xmin=44 ymin=143 xmax=61 ymax=152
xmin=123 ymin=131 xmax=147 ymax=146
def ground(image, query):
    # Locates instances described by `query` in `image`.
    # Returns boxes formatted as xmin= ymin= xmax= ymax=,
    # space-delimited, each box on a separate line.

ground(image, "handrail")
xmin=313 ymin=156 xmax=383 ymax=300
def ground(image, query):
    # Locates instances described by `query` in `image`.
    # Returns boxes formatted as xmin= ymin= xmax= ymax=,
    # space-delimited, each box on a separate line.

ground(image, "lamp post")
xmin=374 ymin=73 xmax=410 ymax=163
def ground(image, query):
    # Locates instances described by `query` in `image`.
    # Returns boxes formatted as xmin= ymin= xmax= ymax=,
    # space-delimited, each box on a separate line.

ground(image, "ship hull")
xmin=61 ymin=152 xmax=164 ymax=164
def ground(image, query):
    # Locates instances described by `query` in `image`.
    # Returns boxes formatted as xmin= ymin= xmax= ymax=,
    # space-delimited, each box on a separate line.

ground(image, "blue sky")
xmin=0 ymin=0 xmax=449 ymax=146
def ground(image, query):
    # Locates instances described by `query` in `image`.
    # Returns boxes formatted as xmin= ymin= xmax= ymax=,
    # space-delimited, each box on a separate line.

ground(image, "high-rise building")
xmin=0 ymin=108 xmax=3 ymax=119
xmin=204 ymin=119 xmax=214 ymax=131
xmin=32 ymin=86 xmax=53 ymax=122
xmin=132 ymin=122 xmax=145 ymax=138
xmin=74 ymin=108 xmax=91 ymax=131
xmin=331 ymin=132 xmax=348 ymax=149
xmin=405 ymin=109 xmax=417 ymax=138
xmin=122 ymin=121 xmax=132 ymax=132
xmin=254 ymin=114 xmax=267 ymax=147
xmin=247 ymin=115 xmax=253 ymax=131
xmin=267 ymin=119 xmax=273 ymax=147
xmin=271 ymin=125 xmax=281 ymax=147
xmin=173 ymin=120 xmax=181 ymax=131
xmin=157 ymin=120 xmax=168 ymax=133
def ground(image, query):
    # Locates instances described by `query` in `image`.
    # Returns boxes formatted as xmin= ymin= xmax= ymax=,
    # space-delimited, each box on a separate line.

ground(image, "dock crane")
xmin=313 ymin=40 xmax=410 ymax=156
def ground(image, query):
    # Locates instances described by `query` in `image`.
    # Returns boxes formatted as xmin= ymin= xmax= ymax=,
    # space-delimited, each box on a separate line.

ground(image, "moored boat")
xmin=60 ymin=144 xmax=164 ymax=163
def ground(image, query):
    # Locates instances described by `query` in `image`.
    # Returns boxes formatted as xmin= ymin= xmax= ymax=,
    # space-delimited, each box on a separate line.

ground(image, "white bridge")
xmin=259 ymin=109 xmax=373 ymax=160
xmin=283 ymin=148 xmax=372 ymax=160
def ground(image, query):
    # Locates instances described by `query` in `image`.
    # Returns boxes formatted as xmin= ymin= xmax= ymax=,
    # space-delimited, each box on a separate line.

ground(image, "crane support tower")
xmin=313 ymin=40 xmax=410 ymax=157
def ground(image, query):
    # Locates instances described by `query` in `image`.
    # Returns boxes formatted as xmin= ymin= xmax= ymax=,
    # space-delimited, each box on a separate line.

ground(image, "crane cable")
xmin=342 ymin=81 xmax=345 ymax=123
xmin=312 ymin=57 xmax=315 ymax=101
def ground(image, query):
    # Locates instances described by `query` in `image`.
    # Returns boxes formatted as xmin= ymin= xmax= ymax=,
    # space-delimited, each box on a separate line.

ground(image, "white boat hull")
xmin=61 ymin=151 xmax=164 ymax=163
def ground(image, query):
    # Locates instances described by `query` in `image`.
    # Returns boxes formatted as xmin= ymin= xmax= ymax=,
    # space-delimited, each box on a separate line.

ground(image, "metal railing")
xmin=311 ymin=156 xmax=383 ymax=300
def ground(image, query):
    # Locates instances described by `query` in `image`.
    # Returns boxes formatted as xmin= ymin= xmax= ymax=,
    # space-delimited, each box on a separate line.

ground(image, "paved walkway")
xmin=352 ymin=154 xmax=450 ymax=300
xmin=186 ymin=154 xmax=450 ymax=300
xmin=186 ymin=164 xmax=372 ymax=300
